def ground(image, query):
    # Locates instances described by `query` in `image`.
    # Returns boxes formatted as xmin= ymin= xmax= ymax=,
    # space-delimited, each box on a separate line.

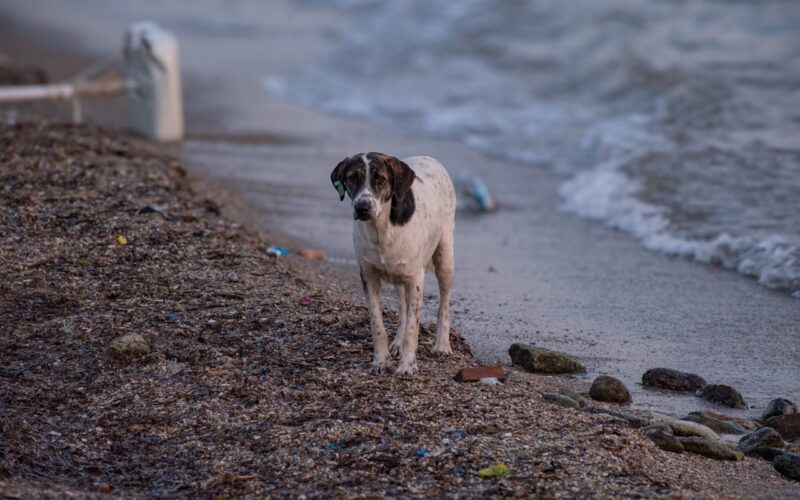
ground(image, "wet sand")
xmin=2 ymin=0 xmax=798 ymax=419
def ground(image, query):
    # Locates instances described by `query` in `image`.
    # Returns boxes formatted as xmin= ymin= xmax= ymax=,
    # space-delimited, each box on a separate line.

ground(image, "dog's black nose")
xmin=354 ymin=200 xmax=371 ymax=219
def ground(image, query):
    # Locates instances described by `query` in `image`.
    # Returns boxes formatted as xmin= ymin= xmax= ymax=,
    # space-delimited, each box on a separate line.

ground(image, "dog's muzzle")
xmin=353 ymin=199 xmax=372 ymax=220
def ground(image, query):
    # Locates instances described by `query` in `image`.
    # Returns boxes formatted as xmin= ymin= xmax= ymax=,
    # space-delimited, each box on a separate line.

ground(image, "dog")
xmin=330 ymin=152 xmax=456 ymax=375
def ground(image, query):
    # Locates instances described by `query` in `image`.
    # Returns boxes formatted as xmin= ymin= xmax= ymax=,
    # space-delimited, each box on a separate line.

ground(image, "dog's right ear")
xmin=330 ymin=157 xmax=350 ymax=201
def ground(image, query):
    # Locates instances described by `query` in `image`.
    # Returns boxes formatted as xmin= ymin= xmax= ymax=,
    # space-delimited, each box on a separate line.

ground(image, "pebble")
xmin=557 ymin=387 xmax=584 ymax=406
xmin=542 ymin=392 xmax=580 ymax=409
xmin=763 ymin=414 xmax=800 ymax=440
xmin=695 ymin=384 xmax=747 ymax=409
xmin=589 ymin=375 xmax=631 ymax=404
xmin=748 ymin=447 xmax=786 ymax=462
xmin=773 ymin=452 xmax=800 ymax=481
xmin=677 ymin=437 xmax=744 ymax=461
xmin=644 ymin=429 xmax=684 ymax=453
xmin=738 ymin=427 xmax=784 ymax=455
xmin=670 ymin=420 xmax=720 ymax=441
xmin=581 ymin=406 xmax=646 ymax=428
xmin=507 ymin=343 xmax=585 ymax=374
xmin=762 ymin=398 xmax=797 ymax=421
xmin=642 ymin=368 xmax=706 ymax=392
xmin=109 ymin=333 xmax=150 ymax=361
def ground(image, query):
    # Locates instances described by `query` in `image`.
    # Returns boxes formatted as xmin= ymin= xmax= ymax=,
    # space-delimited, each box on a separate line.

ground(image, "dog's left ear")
xmin=386 ymin=156 xmax=416 ymax=200
xmin=330 ymin=156 xmax=351 ymax=201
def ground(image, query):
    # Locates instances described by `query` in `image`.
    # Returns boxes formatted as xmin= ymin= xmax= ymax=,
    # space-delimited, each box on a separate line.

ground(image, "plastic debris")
xmin=166 ymin=313 xmax=178 ymax=321
xmin=477 ymin=463 xmax=509 ymax=478
xmin=452 ymin=467 xmax=465 ymax=478
xmin=298 ymin=249 xmax=325 ymax=260
xmin=137 ymin=205 xmax=164 ymax=215
xmin=116 ymin=235 xmax=128 ymax=245
xmin=265 ymin=245 xmax=288 ymax=257
xmin=415 ymin=448 xmax=430 ymax=457
xmin=480 ymin=377 xmax=502 ymax=385
xmin=299 ymin=295 xmax=313 ymax=305
xmin=454 ymin=174 xmax=495 ymax=212
xmin=452 ymin=430 xmax=466 ymax=438
xmin=325 ymin=442 xmax=346 ymax=450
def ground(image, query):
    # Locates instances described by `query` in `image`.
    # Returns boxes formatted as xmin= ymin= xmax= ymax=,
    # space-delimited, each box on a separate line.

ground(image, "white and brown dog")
xmin=331 ymin=153 xmax=456 ymax=375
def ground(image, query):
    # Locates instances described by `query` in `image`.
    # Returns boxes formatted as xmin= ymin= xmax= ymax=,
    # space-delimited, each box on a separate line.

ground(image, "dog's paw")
xmin=394 ymin=360 xmax=418 ymax=376
xmin=431 ymin=343 xmax=452 ymax=355
xmin=370 ymin=359 xmax=394 ymax=375
xmin=389 ymin=338 xmax=402 ymax=357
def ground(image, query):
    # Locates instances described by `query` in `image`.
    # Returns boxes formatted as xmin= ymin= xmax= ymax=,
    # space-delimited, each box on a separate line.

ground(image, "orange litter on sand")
xmin=298 ymin=249 xmax=325 ymax=260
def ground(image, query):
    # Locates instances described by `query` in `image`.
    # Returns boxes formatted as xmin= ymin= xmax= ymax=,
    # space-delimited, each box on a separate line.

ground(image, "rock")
xmin=764 ymin=414 xmax=800 ymax=440
xmin=683 ymin=413 xmax=746 ymax=435
xmin=773 ymin=452 xmax=800 ymax=481
xmin=677 ymin=437 xmax=744 ymax=461
xmin=762 ymin=398 xmax=798 ymax=421
xmin=642 ymin=368 xmax=706 ymax=392
xmin=507 ymin=343 xmax=584 ymax=374
xmin=696 ymin=384 xmax=747 ymax=409
xmin=109 ymin=334 xmax=150 ymax=361
xmin=738 ymin=427 xmax=784 ymax=454
xmin=454 ymin=366 xmax=506 ymax=383
xmin=640 ymin=411 xmax=675 ymax=426
xmin=542 ymin=392 xmax=580 ymax=409
xmin=589 ymin=375 xmax=631 ymax=404
xmin=748 ymin=447 xmax=786 ymax=461
xmin=557 ymin=387 xmax=584 ymax=405
xmin=581 ymin=406 xmax=647 ymax=428
xmin=670 ymin=420 xmax=720 ymax=441
xmin=644 ymin=429 xmax=684 ymax=453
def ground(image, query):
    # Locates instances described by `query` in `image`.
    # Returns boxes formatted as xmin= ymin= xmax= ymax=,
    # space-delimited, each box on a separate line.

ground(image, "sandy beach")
xmin=2 ymin=0 xmax=800 ymax=496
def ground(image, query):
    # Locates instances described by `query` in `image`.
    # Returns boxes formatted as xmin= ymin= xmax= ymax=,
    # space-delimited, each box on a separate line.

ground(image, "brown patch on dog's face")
xmin=330 ymin=155 xmax=366 ymax=201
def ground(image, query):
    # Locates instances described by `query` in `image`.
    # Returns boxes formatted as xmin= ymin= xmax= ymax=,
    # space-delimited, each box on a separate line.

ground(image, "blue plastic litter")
xmin=265 ymin=245 xmax=289 ymax=257
xmin=415 ymin=448 xmax=430 ymax=457
xmin=452 ymin=467 xmax=465 ymax=478
xmin=167 ymin=313 xmax=178 ymax=321
xmin=452 ymin=430 xmax=466 ymax=438
xmin=325 ymin=442 xmax=346 ymax=450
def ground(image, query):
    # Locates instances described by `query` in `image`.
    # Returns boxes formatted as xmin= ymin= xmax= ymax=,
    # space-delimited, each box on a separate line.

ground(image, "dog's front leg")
xmin=389 ymin=284 xmax=406 ymax=357
xmin=363 ymin=268 xmax=392 ymax=374
xmin=396 ymin=271 xmax=424 ymax=375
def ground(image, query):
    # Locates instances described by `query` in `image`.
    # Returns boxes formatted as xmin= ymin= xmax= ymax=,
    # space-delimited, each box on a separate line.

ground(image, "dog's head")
xmin=330 ymin=152 xmax=416 ymax=223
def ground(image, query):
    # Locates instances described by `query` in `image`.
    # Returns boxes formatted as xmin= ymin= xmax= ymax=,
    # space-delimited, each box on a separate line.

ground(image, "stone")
xmin=109 ymin=334 xmax=150 ymax=361
xmin=642 ymin=368 xmax=706 ymax=392
xmin=695 ymin=384 xmax=747 ymax=409
xmin=542 ymin=392 xmax=580 ymax=409
xmin=738 ymin=427 xmax=784 ymax=454
xmin=677 ymin=437 xmax=744 ymax=461
xmin=764 ymin=414 xmax=800 ymax=440
xmin=690 ymin=411 xmax=759 ymax=430
xmin=640 ymin=411 xmax=675 ymax=426
xmin=454 ymin=366 xmax=506 ymax=383
xmin=508 ymin=343 xmax=585 ymax=374
xmin=762 ymin=398 xmax=798 ymax=421
xmin=644 ymin=429 xmax=684 ymax=453
xmin=670 ymin=420 xmax=720 ymax=441
xmin=683 ymin=413 xmax=746 ymax=435
xmin=589 ymin=375 xmax=631 ymax=404
xmin=557 ymin=387 xmax=584 ymax=405
xmin=642 ymin=423 xmax=673 ymax=435
xmin=773 ymin=452 xmax=800 ymax=481
xmin=581 ymin=406 xmax=647 ymax=428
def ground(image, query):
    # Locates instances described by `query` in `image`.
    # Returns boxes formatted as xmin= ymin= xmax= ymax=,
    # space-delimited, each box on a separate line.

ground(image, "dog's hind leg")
xmin=389 ymin=284 xmax=406 ymax=357
xmin=396 ymin=270 xmax=424 ymax=375
xmin=431 ymin=234 xmax=454 ymax=355
xmin=364 ymin=269 xmax=392 ymax=374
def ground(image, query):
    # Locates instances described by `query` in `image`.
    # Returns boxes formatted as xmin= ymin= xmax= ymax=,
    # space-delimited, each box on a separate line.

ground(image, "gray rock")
xmin=670 ymin=420 xmax=720 ymax=441
xmin=557 ymin=387 xmax=584 ymax=406
xmin=589 ymin=375 xmax=631 ymax=404
xmin=773 ymin=452 xmax=800 ymax=481
xmin=642 ymin=368 xmax=706 ymax=392
xmin=683 ymin=413 xmax=746 ymax=435
xmin=581 ymin=406 xmax=646 ymax=428
xmin=764 ymin=414 xmax=800 ymax=440
xmin=542 ymin=392 xmax=580 ymax=409
xmin=762 ymin=398 xmax=797 ymax=421
xmin=696 ymin=384 xmax=747 ymax=409
xmin=508 ymin=343 xmax=585 ymax=374
xmin=748 ymin=447 xmax=786 ymax=461
xmin=645 ymin=429 xmax=684 ymax=453
xmin=738 ymin=427 xmax=784 ymax=454
xmin=109 ymin=333 xmax=150 ymax=361
xmin=677 ymin=437 xmax=744 ymax=461
xmin=640 ymin=411 xmax=675 ymax=426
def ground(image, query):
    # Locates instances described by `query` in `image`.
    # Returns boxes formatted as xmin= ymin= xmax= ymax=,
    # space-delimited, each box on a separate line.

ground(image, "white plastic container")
xmin=123 ymin=22 xmax=183 ymax=142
